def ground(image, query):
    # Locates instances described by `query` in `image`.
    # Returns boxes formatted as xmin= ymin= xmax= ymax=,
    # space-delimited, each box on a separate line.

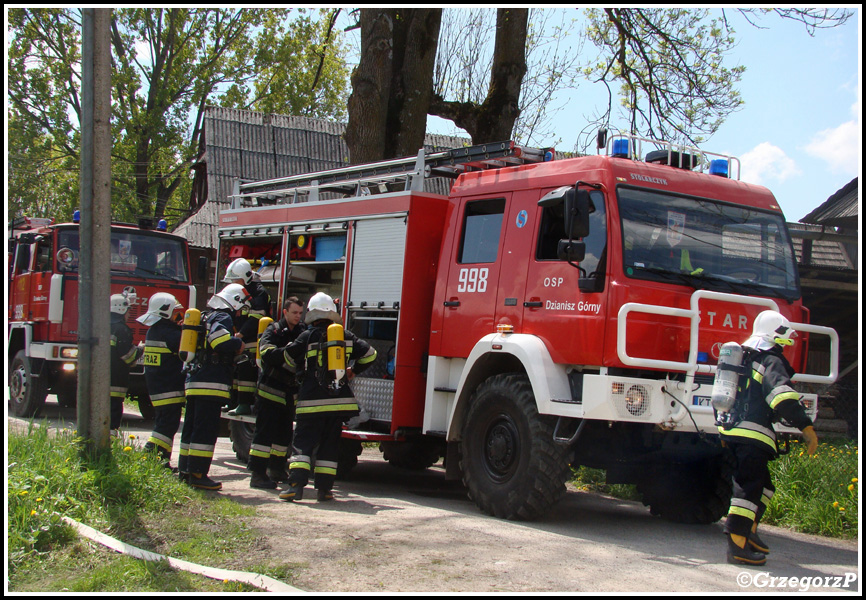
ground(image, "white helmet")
xmin=305 ymin=292 xmax=341 ymax=324
xmin=136 ymin=292 xmax=182 ymax=326
xmin=110 ymin=293 xmax=131 ymax=315
xmin=222 ymin=258 xmax=254 ymax=285
xmin=208 ymin=283 xmax=250 ymax=311
xmin=743 ymin=310 xmax=797 ymax=351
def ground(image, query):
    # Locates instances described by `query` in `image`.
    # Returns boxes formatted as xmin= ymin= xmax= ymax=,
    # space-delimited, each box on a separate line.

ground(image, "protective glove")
xmin=801 ymin=425 xmax=818 ymax=456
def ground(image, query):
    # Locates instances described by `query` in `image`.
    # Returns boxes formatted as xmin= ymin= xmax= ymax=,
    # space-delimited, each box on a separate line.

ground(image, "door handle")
xmin=524 ymin=301 xmax=543 ymax=308
xmin=444 ymin=301 xmax=461 ymax=307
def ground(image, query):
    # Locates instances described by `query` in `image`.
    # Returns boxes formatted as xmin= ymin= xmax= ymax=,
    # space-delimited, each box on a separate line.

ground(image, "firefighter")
xmin=247 ymin=297 xmax=306 ymax=489
xmin=279 ymin=292 xmax=377 ymax=502
xmin=109 ymin=293 xmax=143 ymax=435
xmin=179 ymin=283 xmax=249 ymax=490
xmin=222 ymin=257 xmax=271 ymax=416
xmin=719 ymin=310 xmax=819 ymax=566
xmin=137 ymin=292 xmax=186 ymax=469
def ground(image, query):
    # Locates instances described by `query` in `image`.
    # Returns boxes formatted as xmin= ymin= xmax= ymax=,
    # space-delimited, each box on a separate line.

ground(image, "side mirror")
xmin=197 ymin=256 xmax=209 ymax=280
xmin=557 ymin=240 xmax=586 ymax=262
xmin=563 ymin=188 xmax=591 ymax=240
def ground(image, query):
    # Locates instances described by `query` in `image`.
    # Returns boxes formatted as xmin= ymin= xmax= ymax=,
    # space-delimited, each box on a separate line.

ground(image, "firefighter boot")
xmin=267 ymin=466 xmax=290 ymax=483
xmin=727 ymin=534 xmax=767 ymax=566
xmin=317 ymin=488 xmax=334 ymax=502
xmin=228 ymin=403 xmax=252 ymax=416
xmin=749 ymin=522 xmax=770 ymax=554
xmin=188 ymin=473 xmax=222 ymax=491
xmin=279 ymin=483 xmax=304 ymax=502
xmin=250 ymin=471 xmax=277 ymax=490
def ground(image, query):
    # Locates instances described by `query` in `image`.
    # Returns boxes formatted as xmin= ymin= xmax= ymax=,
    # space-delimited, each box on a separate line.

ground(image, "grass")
xmin=570 ymin=438 xmax=859 ymax=539
xmin=763 ymin=437 xmax=859 ymax=538
xmin=7 ymin=423 xmax=298 ymax=592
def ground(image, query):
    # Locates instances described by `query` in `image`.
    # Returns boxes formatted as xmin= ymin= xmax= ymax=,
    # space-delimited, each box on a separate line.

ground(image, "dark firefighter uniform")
xmin=110 ymin=312 xmax=142 ymax=430
xmin=230 ymin=280 xmax=270 ymax=414
xmin=281 ymin=323 xmax=377 ymax=500
xmin=179 ymin=308 xmax=243 ymax=489
xmin=141 ymin=318 xmax=186 ymax=463
xmin=247 ymin=317 xmax=305 ymax=487
xmin=719 ymin=344 xmax=813 ymax=563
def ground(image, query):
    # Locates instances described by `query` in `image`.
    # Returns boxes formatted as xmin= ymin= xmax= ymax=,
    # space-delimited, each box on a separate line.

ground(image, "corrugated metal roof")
xmin=176 ymin=107 xmax=470 ymax=249
xmin=801 ymin=177 xmax=858 ymax=228
xmin=788 ymin=222 xmax=854 ymax=269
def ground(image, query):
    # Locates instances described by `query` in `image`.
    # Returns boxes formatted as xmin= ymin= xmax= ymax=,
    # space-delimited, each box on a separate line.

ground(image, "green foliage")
xmin=763 ymin=438 xmax=858 ymax=538
xmin=7 ymin=424 xmax=268 ymax=592
xmin=7 ymin=8 xmax=350 ymax=226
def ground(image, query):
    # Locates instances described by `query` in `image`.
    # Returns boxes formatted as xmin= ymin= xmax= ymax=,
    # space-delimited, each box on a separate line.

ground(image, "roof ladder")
xmin=229 ymin=141 xmax=553 ymax=209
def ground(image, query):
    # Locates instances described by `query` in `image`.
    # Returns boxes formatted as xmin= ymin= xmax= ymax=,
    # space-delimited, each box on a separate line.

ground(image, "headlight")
xmin=624 ymin=385 xmax=650 ymax=417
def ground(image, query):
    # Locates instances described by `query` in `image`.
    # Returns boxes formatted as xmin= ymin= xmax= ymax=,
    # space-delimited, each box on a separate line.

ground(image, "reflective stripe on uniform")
xmin=290 ymin=454 xmax=311 ymax=471
xmin=314 ymin=460 xmax=338 ymax=476
xmin=718 ymin=420 xmax=777 ymax=450
xmin=249 ymin=444 xmax=272 ymax=459
xmin=728 ymin=498 xmax=758 ymax=521
xmin=149 ymin=390 xmax=186 ymax=406
xmin=110 ymin=386 xmax=128 ymax=399
xmin=270 ymin=444 xmax=289 ymax=458
xmin=188 ymin=443 xmax=215 ymax=458
xmin=257 ymin=384 xmax=287 ymax=404
xmin=295 ymin=398 xmax=359 ymax=415
xmin=148 ymin=432 xmax=173 ymax=452
xmin=768 ymin=386 xmax=799 ymax=409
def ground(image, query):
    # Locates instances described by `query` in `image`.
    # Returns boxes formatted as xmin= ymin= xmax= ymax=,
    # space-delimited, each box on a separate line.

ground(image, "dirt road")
xmin=9 ymin=398 xmax=861 ymax=593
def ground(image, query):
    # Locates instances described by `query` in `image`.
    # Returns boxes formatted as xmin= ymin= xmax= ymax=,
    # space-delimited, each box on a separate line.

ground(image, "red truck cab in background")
xmin=8 ymin=215 xmax=195 ymax=419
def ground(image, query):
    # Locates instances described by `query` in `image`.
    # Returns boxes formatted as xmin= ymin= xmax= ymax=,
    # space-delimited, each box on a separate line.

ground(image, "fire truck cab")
xmin=218 ymin=137 xmax=838 ymax=522
xmin=8 ymin=215 xmax=195 ymax=419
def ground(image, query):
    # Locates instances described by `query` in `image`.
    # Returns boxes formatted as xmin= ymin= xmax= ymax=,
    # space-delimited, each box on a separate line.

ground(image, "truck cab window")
xmin=536 ymin=190 xmax=607 ymax=291
xmin=459 ymin=198 xmax=506 ymax=264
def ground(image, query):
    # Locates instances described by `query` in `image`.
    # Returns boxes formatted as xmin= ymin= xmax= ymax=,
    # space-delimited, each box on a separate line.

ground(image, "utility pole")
xmin=77 ymin=8 xmax=113 ymax=458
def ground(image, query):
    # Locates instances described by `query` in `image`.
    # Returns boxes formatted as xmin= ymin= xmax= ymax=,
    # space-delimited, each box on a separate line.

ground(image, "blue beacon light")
xmin=709 ymin=159 xmax=729 ymax=178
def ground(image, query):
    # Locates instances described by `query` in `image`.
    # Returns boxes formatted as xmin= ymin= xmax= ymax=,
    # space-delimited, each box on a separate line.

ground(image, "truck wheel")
xmin=9 ymin=350 xmax=48 ymax=418
xmin=460 ymin=372 xmax=570 ymax=520
xmin=637 ymin=452 xmax=734 ymax=524
xmin=337 ymin=438 xmax=363 ymax=480
xmin=380 ymin=440 xmax=441 ymax=470
xmin=56 ymin=385 xmax=78 ymax=408
xmin=229 ymin=419 xmax=255 ymax=464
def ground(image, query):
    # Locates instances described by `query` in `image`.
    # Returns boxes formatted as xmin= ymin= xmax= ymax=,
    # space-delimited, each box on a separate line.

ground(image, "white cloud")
xmin=739 ymin=142 xmax=801 ymax=186
xmin=803 ymin=98 xmax=861 ymax=176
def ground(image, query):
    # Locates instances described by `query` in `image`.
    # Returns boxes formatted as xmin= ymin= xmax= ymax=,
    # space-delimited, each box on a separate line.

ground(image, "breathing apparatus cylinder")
xmin=711 ymin=341 xmax=745 ymax=416
xmin=256 ymin=316 xmax=274 ymax=369
xmin=327 ymin=323 xmax=346 ymax=389
xmin=179 ymin=308 xmax=202 ymax=363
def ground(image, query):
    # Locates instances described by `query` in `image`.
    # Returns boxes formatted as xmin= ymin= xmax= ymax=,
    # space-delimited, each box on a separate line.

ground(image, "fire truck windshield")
xmin=618 ymin=187 xmax=799 ymax=302
xmin=56 ymin=228 xmax=189 ymax=282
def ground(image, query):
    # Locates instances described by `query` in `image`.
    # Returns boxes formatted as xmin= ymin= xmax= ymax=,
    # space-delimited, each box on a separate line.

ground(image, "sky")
xmin=423 ymin=8 xmax=861 ymax=223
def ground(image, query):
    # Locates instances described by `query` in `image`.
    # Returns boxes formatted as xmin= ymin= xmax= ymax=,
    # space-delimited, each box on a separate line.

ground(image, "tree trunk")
xmin=429 ymin=8 xmax=528 ymax=144
xmin=345 ymin=8 xmax=441 ymax=163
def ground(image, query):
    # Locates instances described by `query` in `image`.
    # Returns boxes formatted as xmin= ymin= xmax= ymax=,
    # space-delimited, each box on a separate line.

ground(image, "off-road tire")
xmin=9 ymin=350 xmax=47 ymax=418
xmin=380 ymin=440 xmax=441 ymax=471
xmin=637 ymin=450 xmax=735 ymax=524
xmin=460 ymin=372 xmax=570 ymax=520
xmin=230 ymin=419 xmax=255 ymax=464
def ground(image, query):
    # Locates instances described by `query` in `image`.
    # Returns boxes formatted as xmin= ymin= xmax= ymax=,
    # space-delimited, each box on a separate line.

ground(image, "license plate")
xmin=692 ymin=395 xmax=711 ymax=407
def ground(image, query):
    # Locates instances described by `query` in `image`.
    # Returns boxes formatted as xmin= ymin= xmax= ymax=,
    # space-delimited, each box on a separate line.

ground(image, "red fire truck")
xmin=217 ymin=136 xmax=838 ymax=522
xmin=8 ymin=215 xmax=196 ymax=419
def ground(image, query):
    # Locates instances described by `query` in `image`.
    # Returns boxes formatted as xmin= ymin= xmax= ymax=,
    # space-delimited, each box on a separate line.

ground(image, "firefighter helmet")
xmin=136 ymin=292 xmax=183 ymax=326
xmin=110 ymin=293 xmax=131 ymax=315
xmin=222 ymin=258 xmax=254 ymax=285
xmin=305 ymin=292 xmax=341 ymax=324
xmin=208 ymin=283 xmax=251 ymax=311
xmin=743 ymin=310 xmax=797 ymax=351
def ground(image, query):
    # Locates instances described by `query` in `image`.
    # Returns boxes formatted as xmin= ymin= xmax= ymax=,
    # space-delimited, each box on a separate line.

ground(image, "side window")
xmin=14 ymin=243 xmax=32 ymax=274
xmin=34 ymin=237 xmax=53 ymax=272
xmin=535 ymin=189 xmax=607 ymax=291
xmin=458 ymin=198 xmax=505 ymax=264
